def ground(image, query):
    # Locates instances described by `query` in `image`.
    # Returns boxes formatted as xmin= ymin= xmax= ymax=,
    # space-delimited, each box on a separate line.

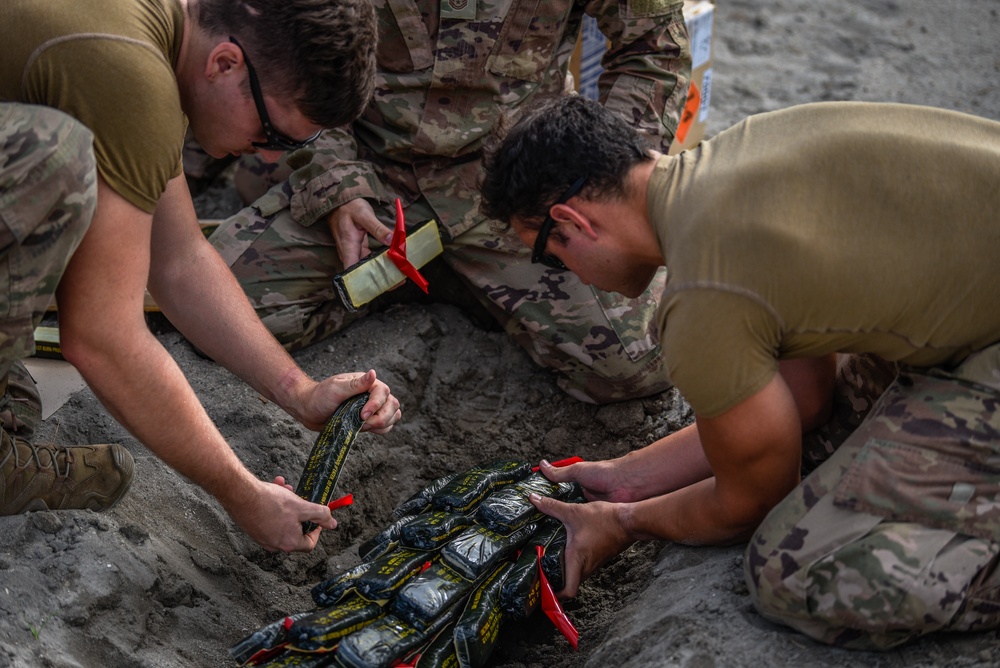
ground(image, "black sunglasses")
xmin=230 ymin=36 xmax=322 ymax=151
xmin=531 ymin=175 xmax=588 ymax=271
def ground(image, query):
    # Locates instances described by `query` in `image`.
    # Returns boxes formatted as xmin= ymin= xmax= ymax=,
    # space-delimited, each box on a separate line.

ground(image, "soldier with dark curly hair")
xmin=481 ymin=94 xmax=1000 ymax=649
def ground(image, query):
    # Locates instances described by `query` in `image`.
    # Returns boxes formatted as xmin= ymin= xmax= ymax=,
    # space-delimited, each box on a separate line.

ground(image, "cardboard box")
xmin=568 ymin=1 xmax=716 ymax=154
xmin=669 ymin=0 xmax=715 ymax=154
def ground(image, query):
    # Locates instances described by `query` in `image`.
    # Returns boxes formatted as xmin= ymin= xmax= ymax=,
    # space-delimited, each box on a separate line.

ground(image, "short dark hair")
xmin=196 ymin=0 xmax=377 ymax=128
xmin=480 ymin=95 xmax=654 ymax=229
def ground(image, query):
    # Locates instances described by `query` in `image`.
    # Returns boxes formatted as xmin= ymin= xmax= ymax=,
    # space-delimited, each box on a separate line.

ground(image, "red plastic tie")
xmin=327 ymin=493 xmax=354 ymax=510
xmin=536 ymin=545 xmax=579 ymax=650
xmin=386 ymin=198 xmax=429 ymax=293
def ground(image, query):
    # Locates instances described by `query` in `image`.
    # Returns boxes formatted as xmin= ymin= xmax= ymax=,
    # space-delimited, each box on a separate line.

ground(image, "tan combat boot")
xmin=0 ymin=361 xmax=42 ymax=438
xmin=0 ymin=366 xmax=134 ymax=514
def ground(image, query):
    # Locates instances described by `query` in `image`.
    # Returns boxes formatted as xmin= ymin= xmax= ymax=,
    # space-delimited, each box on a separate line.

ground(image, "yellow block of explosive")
xmin=334 ymin=219 xmax=444 ymax=313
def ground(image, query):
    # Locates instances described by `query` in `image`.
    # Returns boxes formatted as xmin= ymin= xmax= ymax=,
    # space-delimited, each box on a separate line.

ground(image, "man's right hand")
xmin=327 ymin=198 xmax=394 ymax=268
xmin=226 ymin=476 xmax=338 ymax=553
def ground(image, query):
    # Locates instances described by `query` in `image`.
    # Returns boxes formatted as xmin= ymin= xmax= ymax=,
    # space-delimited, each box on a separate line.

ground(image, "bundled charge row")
xmin=232 ymin=459 xmax=582 ymax=668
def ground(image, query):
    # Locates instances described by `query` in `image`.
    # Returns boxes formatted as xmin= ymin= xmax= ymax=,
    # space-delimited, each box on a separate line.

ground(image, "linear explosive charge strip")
xmin=295 ymin=392 xmax=370 ymax=534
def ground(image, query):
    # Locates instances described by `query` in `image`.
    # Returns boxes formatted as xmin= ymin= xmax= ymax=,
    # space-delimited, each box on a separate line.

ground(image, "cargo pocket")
xmin=590 ymin=270 xmax=663 ymax=363
xmin=833 ymin=437 xmax=1000 ymax=541
xmin=485 ymin=0 xmax=573 ymax=83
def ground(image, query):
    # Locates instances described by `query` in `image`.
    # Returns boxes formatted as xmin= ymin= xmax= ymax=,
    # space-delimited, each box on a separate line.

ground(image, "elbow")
xmin=58 ymin=325 xmax=104 ymax=375
xmin=57 ymin=316 xmax=141 ymax=378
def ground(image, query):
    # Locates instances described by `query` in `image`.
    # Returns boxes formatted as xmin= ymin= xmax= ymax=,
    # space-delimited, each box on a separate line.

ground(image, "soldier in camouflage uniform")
xmin=208 ymin=0 xmax=692 ymax=404
xmin=478 ymin=95 xmax=1000 ymax=647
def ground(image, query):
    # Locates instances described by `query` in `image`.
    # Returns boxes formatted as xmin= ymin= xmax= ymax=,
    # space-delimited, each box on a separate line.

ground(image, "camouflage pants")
xmin=0 ymin=103 xmax=96 ymax=379
xmin=208 ymin=162 xmax=668 ymax=404
xmin=746 ymin=343 xmax=1000 ymax=649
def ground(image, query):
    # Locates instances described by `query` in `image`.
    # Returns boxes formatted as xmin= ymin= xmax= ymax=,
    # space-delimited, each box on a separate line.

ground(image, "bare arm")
xmin=56 ymin=176 xmax=375 ymax=551
xmin=149 ymin=175 xmax=400 ymax=433
xmin=535 ymin=355 xmax=836 ymax=596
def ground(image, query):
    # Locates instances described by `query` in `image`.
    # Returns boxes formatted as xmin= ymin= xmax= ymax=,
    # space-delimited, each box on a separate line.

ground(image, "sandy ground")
xmin=2 ymin=1 xmax=999 ymax=666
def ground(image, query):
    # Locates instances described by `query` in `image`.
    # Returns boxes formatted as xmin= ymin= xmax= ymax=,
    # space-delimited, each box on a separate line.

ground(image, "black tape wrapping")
xmin=288 ymin=596 xmax=386 ymax=652
xmin=336 ymin=605 xmax=460 ymax=668
xmin=431 ymin=461 xmax=533 ymax=514
xmin=355 ymin=548 xmax=434 ymax=602
xmin=295 ymin=392 xmax=370 ymax=534
xmin=453 ymin=562 xmax=515 ymax=668
xmin=391 ymin=561 xmax=474 ymax=630
xmin=359 ymin=514 xmax=419 ymax=561
xmin=540 ymin=524 xmax=569 ymax=592
xmin=498 ymin=518 xmax=565 ymax=619
xmin=229 ymin=610 xmax=312 ymax=665
xmin=440 ymin=523 xmax=537 ymax=581
xmin=400 ymin=511 xmax=475 ymax=551
xmin=475 ymin=472 xmax=578 ymax=533
xmin=411 ymin=621 xmax=458 ymax=667
xmin=394 ymin=472 xmax=461 ymax=520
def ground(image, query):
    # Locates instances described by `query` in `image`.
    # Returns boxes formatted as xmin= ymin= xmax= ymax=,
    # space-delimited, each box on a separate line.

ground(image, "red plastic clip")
xmin=536 ymin=545 xmax=579 ymax=650
xmin=386 ymin=198 xmax=429 ymax=293
xmin=327 ymin=493 xmax=354 ymax=510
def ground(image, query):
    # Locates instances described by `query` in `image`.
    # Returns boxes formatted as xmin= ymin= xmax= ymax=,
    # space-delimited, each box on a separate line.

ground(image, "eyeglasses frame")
xmin=229 ymin=35 xmax=322 ymax=152
xmin=531 ymin=175 xmax=589 ymax=271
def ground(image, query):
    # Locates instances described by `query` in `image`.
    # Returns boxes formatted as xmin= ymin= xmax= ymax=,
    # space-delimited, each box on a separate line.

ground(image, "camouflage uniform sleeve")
xmin=284 ymin=126 xmax=389 ymax=227
xmin=587 ymin=0 xmax=692 ymax=153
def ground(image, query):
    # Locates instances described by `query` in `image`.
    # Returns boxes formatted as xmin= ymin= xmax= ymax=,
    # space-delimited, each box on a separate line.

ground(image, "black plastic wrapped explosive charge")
xmin=412 ymin=623 xmax=459 ymax=668
xmin=355 ymin=547 xmax=434 ymax=602
xmin=358 ymin=514 xmax=419 ymax=561
xmin=431 ymin=460 xmax=532 ymax=514
xmin=474 ymin=472 xmax=579 ymax=533
xmin=440 ymin=523 xmax=536 ymax=581
xmin=336 ymin=606 xmax=459 ymax=668
xmin=540 ymin=523 xmax=569 ymax=592
xmin=254 ymin=648 xmax=342 ymax=667
xmin=393 ymin=472 xmax=461 ymax=519
xmin=399 ymin=511 xmax=474 ymax=551
xmin=499 ymin=519 xmax=564 ymax=619
xmin=311 ymin=561 xmax=374 ymax=608
xmin=288 ymin=596 xmax=386 ymax=652
xmin=230 ymin=611 xmax=312 ymax=665
xmin=453 ymin=562 xmax=514 ymax=668
xmin=391 ymin=561 xmax=474 ymax=630
xmin=295 ymin=392 xmax=370 ymax=534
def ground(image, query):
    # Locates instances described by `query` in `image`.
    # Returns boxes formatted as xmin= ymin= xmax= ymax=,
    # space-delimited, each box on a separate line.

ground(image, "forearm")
xmin=611 ymin=423 xmax=713 ymax=500
xmin=293 ymin=128 xmax=387 ymax=224
xmin=148 ymin=176 xmax=311 ymax=417
xmin=150 ymin=234 xmax=310 ymax=411
xmin=63 ymin=318 xmax=257 ymax=510
xmin=619 ymin=477 xmax=762 ymax=547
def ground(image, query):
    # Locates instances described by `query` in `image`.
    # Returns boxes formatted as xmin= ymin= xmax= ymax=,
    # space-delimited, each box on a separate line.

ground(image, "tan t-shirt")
xmin=0 ymin=0 xmax=186 ymax=213
xmin=648 ymin=101 xmax=1000 ymax=418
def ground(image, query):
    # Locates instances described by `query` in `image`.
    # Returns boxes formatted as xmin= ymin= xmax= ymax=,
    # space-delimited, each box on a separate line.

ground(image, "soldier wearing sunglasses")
xmin=481 ymin=94 xmax=1000 ymax=651
xmin=0 ymin=0 xmax=401 ymax=552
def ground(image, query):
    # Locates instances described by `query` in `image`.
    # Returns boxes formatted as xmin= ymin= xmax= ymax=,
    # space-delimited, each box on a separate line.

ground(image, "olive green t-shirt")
xmin=648 ymin=101 xmax=1000 ymax=418
xmin=0 ymin=0 xmax=186 ymax=213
